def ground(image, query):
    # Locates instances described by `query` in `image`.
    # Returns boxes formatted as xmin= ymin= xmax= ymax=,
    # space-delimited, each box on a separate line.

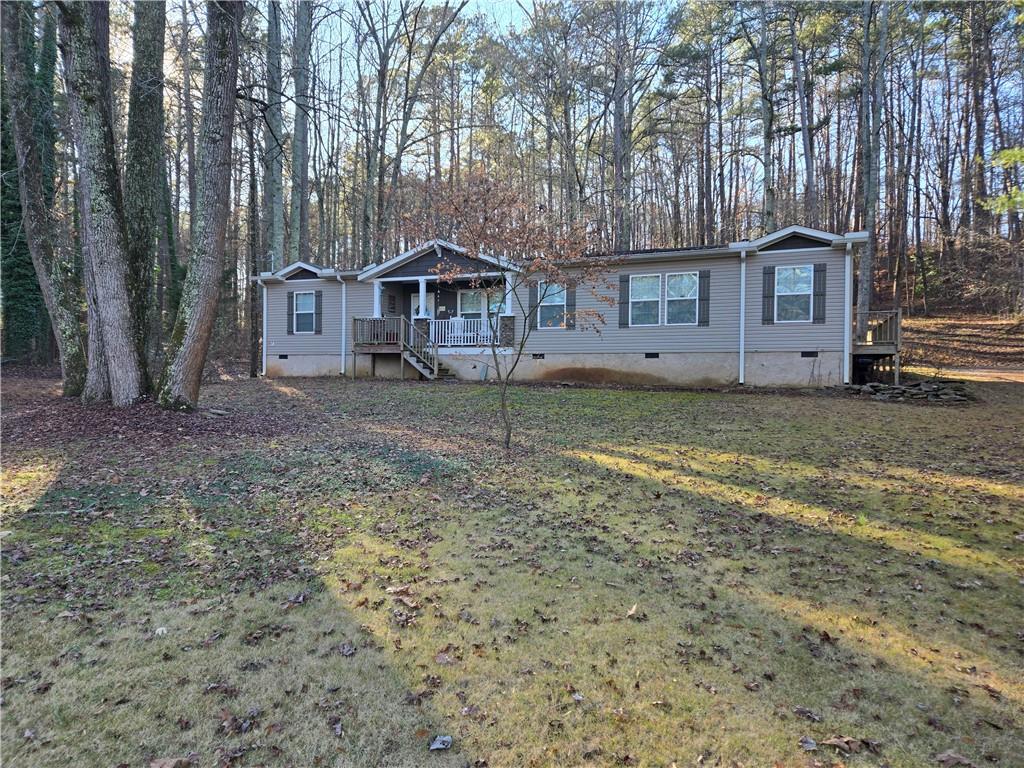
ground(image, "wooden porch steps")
xmin=401 ymin=351 xmax=457 ymax=381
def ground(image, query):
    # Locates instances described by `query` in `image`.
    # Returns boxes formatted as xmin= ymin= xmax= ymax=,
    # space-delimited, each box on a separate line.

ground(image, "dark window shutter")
xmin=761 ymin=266 xmax=775 ymax=325
xmin=618 ymin=274 xmax=630 ymax=327
xmin=812 ymin=263 xmax=826 ymax=324
xmin=314 ymin=290 xmax=323 ymax=334
xmin=564 ymin=285 xmax=576 ymax=329
xmin=697 ymin=269 xmax=710 ymax=327
xmin=287 ymin=291 xmax=294 ymax=334
xmin=528 ymin=282 xmax=538 ymax=330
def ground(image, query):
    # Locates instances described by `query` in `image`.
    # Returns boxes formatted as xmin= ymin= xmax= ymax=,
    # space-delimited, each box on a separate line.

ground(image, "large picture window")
xmin=537 ymin=281 xmax=566 ymax=328
xmin=629 ymin=274 xmax=661 ymax=326
xmin=775 ymin=265 xmax=813 ymax=322
xmin=294 ymin=291 xmax=315 ymax=333
xmin=666 ymin=272 xmax=698 ymax=325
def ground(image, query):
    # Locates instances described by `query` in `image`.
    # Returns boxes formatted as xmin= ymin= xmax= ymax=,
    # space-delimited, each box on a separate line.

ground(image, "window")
xmin=458 ymin=290 xmax=482 ymax=319
xmin=666 ymin=272 xmax=698 ymax=325
xmin=537 ymin=281 xmax=566 ymax=328
xmin=460 ymin=287 xmax=505 ymax=322
xmin=775 ymin=265 xmax=813 ymax=322
xmin=294 ymin=291 xmax=315 ymax=333
xmin=629 ymin=274 xmax=661 ymax=326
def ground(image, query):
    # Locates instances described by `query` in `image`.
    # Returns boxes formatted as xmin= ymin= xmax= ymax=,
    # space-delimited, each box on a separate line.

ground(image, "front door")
xmin=412 ymin=292 xmax=435 ymax=319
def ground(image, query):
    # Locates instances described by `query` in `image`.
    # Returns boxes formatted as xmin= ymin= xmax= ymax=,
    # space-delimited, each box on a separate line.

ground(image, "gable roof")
xmin=255 ymin=261 xmax=359 ymax=284
xmin=729 ymin=225 xmax=866 ymax=251
xmin=358 ymin=240 xmax=519 ymax=281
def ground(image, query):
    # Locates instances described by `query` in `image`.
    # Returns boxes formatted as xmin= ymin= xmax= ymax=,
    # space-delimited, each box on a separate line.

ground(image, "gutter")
xmin=843 ymin=242 xmax=853 ymax=384
xmin=260 ymin=279 xmax=268 ymax=376
xmin=738 ymin=250 xmax=746 ymax=384
xmin=340 ymin=280 xmax=347 ymax=376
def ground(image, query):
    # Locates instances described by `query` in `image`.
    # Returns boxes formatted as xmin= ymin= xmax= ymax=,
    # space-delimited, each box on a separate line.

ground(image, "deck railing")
xmin=429 ymin=317 xmax=494 ymax=346
xmin=855 ymin=309 xmax=901 ymax=347
xmin=353 ymin=316 xmax=402 ymax=346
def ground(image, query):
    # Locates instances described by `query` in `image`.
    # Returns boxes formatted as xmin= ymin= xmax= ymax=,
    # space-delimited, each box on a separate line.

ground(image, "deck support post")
xmin=372 ymin=280 xmax=382 ymax=318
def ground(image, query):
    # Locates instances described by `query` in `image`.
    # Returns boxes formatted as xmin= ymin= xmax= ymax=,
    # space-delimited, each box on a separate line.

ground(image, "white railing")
xmin=430 ymin=317 xmax=494 ymax=347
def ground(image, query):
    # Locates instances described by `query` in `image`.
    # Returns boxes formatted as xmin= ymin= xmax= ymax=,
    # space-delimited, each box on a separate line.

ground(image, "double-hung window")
xmin=537 ymin=281 xmax=566 ymax=328
xmin=629 ymin=274 xmax=661 ymax=326
xmin=775 ymin=265 xmax=813 ymax=322
xmin=294 ymin=291 xmax=315 ymax=333
xmin=666 ymin=272 xmax=698 ymax=325
xmin=458 ymin=289 xmax=483 ymax=320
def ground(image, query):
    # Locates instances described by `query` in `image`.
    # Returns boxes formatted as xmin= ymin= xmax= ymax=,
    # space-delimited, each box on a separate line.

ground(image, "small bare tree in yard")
xmin=427 ymin=174 xmax=611 ymax=451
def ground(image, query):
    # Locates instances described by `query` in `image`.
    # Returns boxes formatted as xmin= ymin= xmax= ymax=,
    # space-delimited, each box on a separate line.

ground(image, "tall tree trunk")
xmin=181 ymin=0 xmax=197 ymax=244
xmin=246 ymin=79 xmax=260 ymax=378
xmin=124 ymin=0 xmax=165 ymax=387
xmin=262 ymin=0 xmax=284 ymax=269
xmin=857 ymin=0 xmax=887 ymax=334
xmin=790 ymin=7 xmax=817 ymax=228
xmin=754 ymin=4 xmax=776 ymax=234
xmin=611 ymin=2 xmax=631 ymax=251
xmin=1 ymin=2 xmax=87 ymax=396
xmin=287 ymin=0 xmax=312 ymax=263
xmin=60 ymin=0 xmax=144 ymax=406
xmin=158 ymin=0 xmax=242 ymax=409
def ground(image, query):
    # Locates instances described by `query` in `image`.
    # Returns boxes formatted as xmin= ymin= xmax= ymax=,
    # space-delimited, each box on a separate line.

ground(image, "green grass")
xmin=2 ymin=375 xmax=1022 ymax=767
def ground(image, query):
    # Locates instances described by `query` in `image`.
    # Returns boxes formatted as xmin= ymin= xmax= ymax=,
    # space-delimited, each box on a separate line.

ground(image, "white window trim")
xmin=457 ymin=288 xmax=483 ymax=318
xmin=774 ymin=264 xmax=814 ymax=324
xmin=536 ymin=280 xmax=567 ymax=330
xmin=629 ymin=273 xmax=662 ymax=327
xmin=293 ymin=290 xmax=316 ymax=334
xmin=665 ymin=271 xmax=699 ymax=326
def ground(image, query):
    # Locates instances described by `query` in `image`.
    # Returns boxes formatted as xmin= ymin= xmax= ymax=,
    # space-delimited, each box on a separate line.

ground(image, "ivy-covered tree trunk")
xmin=124 ymin=0 xmax=166 ymax=386
xmin=60 ymin=1 xmax=144 ymax=407
xmin=157 ymin=0 xmax=242 ymax=410
xmin=1 ymin=2 xmax=86 ymax=395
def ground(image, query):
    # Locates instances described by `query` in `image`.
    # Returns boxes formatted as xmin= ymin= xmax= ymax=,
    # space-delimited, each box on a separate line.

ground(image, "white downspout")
xmin=843 ymin=242 xmax=853 ymax=384
xmin=372 ymin=279 xmax=382 ymax=317
xmin=340 ymin=279 xmax=347 ymax=376
xmin=260 ymin=280 xmax=268 ymax=376
xmin=738 ymin=250 xmax=746 ymax=385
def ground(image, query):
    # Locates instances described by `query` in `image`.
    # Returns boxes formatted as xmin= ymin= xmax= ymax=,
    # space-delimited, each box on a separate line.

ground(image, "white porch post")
xmin=417 ymin=276 xmax=427 ymax=317
xmin=372 ymin=279 xmax=382 ymax=317
xmin=502 ymin=271 xmax=514 ymax=314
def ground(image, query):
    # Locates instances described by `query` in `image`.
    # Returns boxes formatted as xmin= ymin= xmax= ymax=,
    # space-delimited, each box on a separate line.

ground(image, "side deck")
xmin=853 ymin=309 xmax=902 ymax=382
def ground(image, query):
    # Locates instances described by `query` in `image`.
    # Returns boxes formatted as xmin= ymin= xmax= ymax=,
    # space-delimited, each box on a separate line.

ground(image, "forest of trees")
xmin=1 ymin=0 xmax=1022 ymax=406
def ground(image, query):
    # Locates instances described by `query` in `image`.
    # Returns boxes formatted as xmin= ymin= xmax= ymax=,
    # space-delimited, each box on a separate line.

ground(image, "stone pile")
xmin=842 ymin=380 xmax=970 ymax=403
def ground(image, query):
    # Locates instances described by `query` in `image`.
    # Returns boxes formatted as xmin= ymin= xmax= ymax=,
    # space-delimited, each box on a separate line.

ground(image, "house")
xmin=254 ymin=225 xmax=901 ymax=387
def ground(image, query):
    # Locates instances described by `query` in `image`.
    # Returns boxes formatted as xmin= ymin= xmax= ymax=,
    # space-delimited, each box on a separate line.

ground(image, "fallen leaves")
xmin=338 ymin=642 xmax=357 ymax=657
xmin=793 ymin=706 xmax=823 ymax=722
xmin=936 ymin=750 xmax=977 ymax=767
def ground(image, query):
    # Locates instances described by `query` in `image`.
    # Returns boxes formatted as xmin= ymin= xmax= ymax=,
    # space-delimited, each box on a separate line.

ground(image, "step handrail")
xmin=401 ymin=316 xmax=438 ymax=377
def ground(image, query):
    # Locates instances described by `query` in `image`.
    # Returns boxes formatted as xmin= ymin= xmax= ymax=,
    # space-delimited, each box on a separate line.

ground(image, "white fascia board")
xmin=729 ymin=225 xmax=842 ymax=251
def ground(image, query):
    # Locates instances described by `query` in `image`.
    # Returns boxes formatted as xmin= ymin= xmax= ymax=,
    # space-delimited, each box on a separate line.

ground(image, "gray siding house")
xmin=255 ymin=226 xmax=900 ymax=387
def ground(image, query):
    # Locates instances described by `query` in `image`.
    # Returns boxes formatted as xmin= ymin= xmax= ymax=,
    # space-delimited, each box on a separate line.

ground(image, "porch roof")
xmin=357 ymin=240 xmax=519 ymax=282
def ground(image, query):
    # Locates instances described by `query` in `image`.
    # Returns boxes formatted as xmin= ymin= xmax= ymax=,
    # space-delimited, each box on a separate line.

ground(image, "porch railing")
xmin=353 ymin=316 xmax=402 ymax=346
xmin=855 ymin=309 xmax=901 ymax=347
xmin=430 ymin=317 xmax=494 ymax=346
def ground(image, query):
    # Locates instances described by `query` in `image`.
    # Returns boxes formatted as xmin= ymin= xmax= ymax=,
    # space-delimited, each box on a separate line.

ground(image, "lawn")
xmin=2 ymin=372 xmax=1022 ymax=767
